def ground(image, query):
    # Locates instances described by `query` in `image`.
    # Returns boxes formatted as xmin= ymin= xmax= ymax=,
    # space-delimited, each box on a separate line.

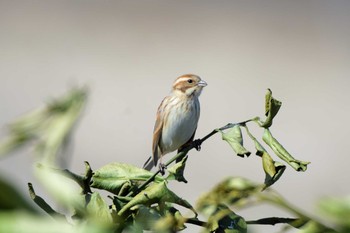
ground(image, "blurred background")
xmin=0 ymin=0 xmax=349 ymax=232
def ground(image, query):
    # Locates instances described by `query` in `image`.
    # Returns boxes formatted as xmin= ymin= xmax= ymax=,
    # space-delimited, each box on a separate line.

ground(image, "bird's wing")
xmin=152 ymin=98 xmax=167 ymax=166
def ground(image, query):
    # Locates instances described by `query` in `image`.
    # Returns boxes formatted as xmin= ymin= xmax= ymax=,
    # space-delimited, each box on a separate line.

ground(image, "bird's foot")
xmin=193 ymin=139 xmax=202 ymax=151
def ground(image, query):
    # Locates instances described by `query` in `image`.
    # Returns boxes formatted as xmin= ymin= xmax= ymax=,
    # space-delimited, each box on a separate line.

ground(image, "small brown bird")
xmin=143 ymin=74 xmax=207 ymax=170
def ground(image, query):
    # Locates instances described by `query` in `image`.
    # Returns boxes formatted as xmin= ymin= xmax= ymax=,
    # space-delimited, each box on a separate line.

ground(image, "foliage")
xmin=0 ymin=87 xmax=345 ymax=233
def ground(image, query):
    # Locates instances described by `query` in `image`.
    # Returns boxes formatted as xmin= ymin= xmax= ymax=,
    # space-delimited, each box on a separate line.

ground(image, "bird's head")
xmin=172 ymin=74 xmax=207 ymax=97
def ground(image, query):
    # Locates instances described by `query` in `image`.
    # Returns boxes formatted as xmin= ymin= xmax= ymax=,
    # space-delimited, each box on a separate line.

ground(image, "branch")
xmin=165 ymin=118 xmax=258 ymax=169
xmin=131 ymin=118 xmax=258 ymax=196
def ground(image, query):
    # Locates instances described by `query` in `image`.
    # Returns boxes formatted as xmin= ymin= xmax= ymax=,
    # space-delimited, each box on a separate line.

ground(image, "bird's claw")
xmin=193 ymin=139 xmax=202 ymax=151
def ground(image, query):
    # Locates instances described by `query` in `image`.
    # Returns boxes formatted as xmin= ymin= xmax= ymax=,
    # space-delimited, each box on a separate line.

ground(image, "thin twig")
xmin=185 ymin=218 xmax=207 ymax=227
xmin=186 ymin=216 xmax=303 ymax=229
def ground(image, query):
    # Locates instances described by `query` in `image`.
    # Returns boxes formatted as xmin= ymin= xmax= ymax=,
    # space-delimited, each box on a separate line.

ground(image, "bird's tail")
xmin=143 ymin=156 xmax=154 ymax=171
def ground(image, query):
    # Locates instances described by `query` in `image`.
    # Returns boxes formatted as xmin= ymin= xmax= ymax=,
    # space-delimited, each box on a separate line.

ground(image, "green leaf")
xmin=262 ymin=129 xmax=310 ymax=171
xmin=57 ymin=161 xmax=92 ymax=194
xmin=220 ymin=125 xmax=251 ymax=157
xmin=261 ymin=89 xmax=282 ymax=128
xmin=298 ymin=220 xmax=338 ymax=233
xmin=242 ymin=125 xmax=266 ymax=156
xmin=0 ymin=177 xmax=36 ymax=212
xmin=28 ymin=183 xmax=64 ymax=217
xmin=0 ymin=108 xmax=48 ymax=157
xmin=86 ymin=192 xmax=113 ymax=225
xmin=261 ymin=151 xmax=275 ymax=178
xmin=261 ymin=154 xmax=286 ymax=190
xmin=36 ymin=88 xmax=87 ymax=164
xmin=34 ymin=164 xmax=84 ymax=211
xmin=318 ymin=196 xmax=350 ymax=229
xmin=153 ymin=208 xmax=186 ymax=233
xmin=166 ymin=155 xmax=188 ymax=183
xmin=0 ymin=134 xmax=31 ymax=157
xmin=9 ymin=108 xmax=48 ymax=134
xmin=243 ymin=125 xmax=286 ymax=189
xmin=118 ymin=181 xmax=196 ymax=217
xmin=91 ymin=163 xmax=165 ymax=195
xmin=132 ymin=205 xmax=161 ymax=231
xmin=0 ymin=88 xmax=87 ymax=164
xmin=206 ymin=204 xmax=247 ymax=233
xmin=0 ymin=212 xmax=109 ymax=233
xmin=196 ymin=177 xmax=259 ymax=215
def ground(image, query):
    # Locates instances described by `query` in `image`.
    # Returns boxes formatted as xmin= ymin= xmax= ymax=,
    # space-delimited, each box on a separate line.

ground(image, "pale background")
xmin=0 ymin=1 xmax=349 ymax=232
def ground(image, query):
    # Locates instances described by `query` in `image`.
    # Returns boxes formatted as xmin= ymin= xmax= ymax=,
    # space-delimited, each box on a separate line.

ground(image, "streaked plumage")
xmin=143 ymin=74 xmax=207 ymax=170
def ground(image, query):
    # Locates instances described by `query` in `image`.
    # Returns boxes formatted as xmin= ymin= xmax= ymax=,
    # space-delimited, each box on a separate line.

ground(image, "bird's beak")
xmin=198 ymin=80 xmax=207 ymax=87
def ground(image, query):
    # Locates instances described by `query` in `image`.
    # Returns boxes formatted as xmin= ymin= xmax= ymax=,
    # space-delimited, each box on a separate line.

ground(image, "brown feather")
xmin=152 ymin=108 xmax=163 ymax=166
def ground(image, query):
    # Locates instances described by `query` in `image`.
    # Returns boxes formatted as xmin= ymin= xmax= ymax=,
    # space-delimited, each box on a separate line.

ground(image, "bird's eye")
xmin=187 ymin=79 xmax=193 ymax=84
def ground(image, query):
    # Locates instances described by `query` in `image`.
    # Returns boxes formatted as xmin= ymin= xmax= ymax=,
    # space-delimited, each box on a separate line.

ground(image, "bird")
xmin=143 ymin=74 xmax=207 ymax=171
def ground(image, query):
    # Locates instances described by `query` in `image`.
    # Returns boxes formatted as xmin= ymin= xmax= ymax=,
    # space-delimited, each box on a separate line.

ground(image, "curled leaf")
xmin=153 ymin=208 xmax=186 ymax=232
xmin=91 ymin=163 xmax=165 ymax=195
xmin=0 ymin=88 xmax=87 ymax=165
xmin=242 ymin=125 xmax=266 ymax=156
xmin=0 ymin=134 xmax=31 ymax=158
xmin=263 ymin=129 xmax=310 ymax=171
xmin=34 ymin=164 xmax=84 ymax=212
xmin=261 ymin=153 xmax=286 ymax=190
xmin=86 ymin=192 xmax=113 ymax=225
xmin=166 ymin=155 xmax=188 ymax=183
xmin=206 ymin=204 xmax=247 ymax=233
xmin=54 ymin=161 xmax=92 ymax=194
xmin=0 ymin=108 xmax=48 ymax=157
xmin=118 ymin=181 xmax=196 ymax=217
xmin=28 ymin=183 xmax=64 ymax=217
xmin=132 ymin=205 xmax=161 ymax=231
xmin=243 ymin=125 xmax=286 ymax=189
xmin=220 ymin=125 xmax=251 ymax=157
xmin=37 ymin=89 xmax=87 ymax=164
xmin=196 ymin=177 xmax=259 ymax=215
xmin=261 ymin=89 xmax=282 ymax=128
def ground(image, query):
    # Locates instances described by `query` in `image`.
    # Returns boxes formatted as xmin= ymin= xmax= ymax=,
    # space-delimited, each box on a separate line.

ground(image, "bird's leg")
xmin=158 ymin=163 xmax=166 ymax=175
xmin=159 ymin=155 xmax=166 ymax=175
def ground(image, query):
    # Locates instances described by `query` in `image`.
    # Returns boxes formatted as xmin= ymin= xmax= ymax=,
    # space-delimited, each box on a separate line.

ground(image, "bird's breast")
xmin=160 ymin=97 xmax=200 ymax=154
